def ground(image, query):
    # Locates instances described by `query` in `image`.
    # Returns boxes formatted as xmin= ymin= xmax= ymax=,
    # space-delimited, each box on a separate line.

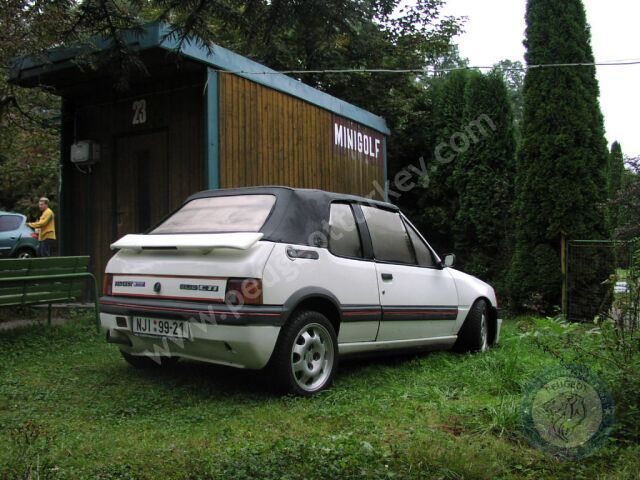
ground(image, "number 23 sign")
xmin=132 ymin=99 xmax=147 ymax=125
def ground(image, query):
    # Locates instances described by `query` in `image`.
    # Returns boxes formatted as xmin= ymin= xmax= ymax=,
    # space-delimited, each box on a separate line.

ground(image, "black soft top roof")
xmin=185 ymin=186 xmax=397 ymax=246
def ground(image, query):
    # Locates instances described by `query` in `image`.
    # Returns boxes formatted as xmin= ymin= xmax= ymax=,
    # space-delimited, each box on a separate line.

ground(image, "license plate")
xmin=132 ymin=317 xmax=190 ymax=339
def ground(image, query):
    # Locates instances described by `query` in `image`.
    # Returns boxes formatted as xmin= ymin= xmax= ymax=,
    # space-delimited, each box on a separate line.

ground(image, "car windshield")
xmin=151 ymin=195 xmax=276 ymax=234
xmin=0 ymin=215 xmax=22 ymax=232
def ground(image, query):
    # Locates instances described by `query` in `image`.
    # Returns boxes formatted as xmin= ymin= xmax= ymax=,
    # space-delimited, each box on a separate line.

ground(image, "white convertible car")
xmin=100 ymin=187 xmax=502 ymax=395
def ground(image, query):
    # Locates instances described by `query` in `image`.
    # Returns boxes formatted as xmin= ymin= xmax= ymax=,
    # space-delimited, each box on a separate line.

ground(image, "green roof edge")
xmin=9 ymin=22 xmax=390 ymax=135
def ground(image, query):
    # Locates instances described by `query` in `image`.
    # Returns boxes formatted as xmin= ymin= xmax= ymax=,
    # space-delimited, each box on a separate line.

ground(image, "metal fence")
xmin=565 ymin=240 xmax=636 ymax=322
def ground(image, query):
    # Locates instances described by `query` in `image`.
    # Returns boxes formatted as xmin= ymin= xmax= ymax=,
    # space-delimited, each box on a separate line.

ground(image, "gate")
xmin=565 ymin=240 xmax=636 ymax=322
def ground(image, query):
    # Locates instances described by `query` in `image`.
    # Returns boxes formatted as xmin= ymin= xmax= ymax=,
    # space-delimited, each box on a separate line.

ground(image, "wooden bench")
xmin=0 ymin=256 xmax=99 ymax=331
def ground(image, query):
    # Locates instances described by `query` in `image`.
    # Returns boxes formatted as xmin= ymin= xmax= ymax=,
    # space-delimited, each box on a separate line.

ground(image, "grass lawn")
xmin=0 ymin=317 xmax=638 ymax=479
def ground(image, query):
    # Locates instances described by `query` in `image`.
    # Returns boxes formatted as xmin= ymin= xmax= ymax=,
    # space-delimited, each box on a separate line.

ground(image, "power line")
xmin=210 ymin=59 xmax=640 ymax=76
xmin=525 ymin=59 xmax=640 ymax=70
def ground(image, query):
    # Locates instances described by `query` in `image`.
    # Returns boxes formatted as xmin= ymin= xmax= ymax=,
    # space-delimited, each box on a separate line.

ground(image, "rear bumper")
xmin=100 ymin=296 xmax=285 ymax=326
xmin=99 ymin=296 xmax=283 ymax=369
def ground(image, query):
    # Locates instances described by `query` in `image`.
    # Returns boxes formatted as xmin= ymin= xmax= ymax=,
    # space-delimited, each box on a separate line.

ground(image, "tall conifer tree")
xmin=412 ymin=70 xmax=470 ymax=254
xmin=453 ymin=72 xmax=516 ymax=289
xmin=606 ymin=141 xmax=625 ymax=234
xmin=509 ymin=0 xmax=609 ymax=310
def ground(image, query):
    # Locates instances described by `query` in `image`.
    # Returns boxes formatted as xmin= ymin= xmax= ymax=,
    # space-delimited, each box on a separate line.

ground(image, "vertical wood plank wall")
xmin=218 ymin=73 xmax=385 ymax=199
xmin=62 ymin=83 xmax=206 ymax=278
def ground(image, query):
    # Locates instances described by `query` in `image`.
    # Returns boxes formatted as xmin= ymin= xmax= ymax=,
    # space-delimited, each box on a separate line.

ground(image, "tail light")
xmin=31 ymin=233 xmax=38 ymax=239
xmin=103 ymin=274 xmax=113 ymax=296
xmin=225 ymin=278 xmax=263 ymax=306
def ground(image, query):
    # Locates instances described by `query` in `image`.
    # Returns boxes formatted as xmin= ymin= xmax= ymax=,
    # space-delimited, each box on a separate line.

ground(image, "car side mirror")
xmin=443 ymin=254 xmax=456 ymax=268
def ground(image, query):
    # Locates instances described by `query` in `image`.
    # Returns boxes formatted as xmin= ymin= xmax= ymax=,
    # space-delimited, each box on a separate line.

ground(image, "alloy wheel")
xmin=290 ymin=323 xmax=335 ymax=393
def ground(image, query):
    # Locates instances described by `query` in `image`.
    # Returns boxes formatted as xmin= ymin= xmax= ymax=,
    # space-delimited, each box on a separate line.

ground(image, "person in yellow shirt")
xmin=28 ymin=197 xmax=56 ymax=257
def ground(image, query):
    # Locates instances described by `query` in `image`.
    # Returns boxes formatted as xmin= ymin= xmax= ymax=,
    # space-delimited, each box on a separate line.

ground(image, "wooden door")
xmin=116 ymin=132 xmax=168 ymax=238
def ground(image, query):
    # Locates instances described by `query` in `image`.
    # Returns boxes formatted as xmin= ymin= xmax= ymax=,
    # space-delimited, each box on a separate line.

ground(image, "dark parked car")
xmin=0 ymin=212 xmax=39 ymax=258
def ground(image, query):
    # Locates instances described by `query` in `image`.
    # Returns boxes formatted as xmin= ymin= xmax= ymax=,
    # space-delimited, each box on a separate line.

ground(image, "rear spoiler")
xmin=110 ymin=232 xmax=264 ymax=253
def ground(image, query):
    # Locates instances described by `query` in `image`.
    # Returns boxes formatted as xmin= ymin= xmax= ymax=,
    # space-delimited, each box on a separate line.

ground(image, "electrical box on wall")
xmin=70 ymin=140 xmax=100 ymax=165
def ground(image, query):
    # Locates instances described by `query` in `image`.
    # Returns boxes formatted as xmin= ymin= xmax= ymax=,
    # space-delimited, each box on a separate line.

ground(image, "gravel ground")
xmin=0 ymin=304 xmax=95 ymax=331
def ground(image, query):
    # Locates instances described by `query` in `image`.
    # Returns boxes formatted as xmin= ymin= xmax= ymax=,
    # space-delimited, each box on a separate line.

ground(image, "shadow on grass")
xmin=102 ymin=358 xmax=276 ymax=400
xmin=339 ymin=348 xmax=454 ymax=375
xmin=89 ymin=349 xmax=451 ymax=405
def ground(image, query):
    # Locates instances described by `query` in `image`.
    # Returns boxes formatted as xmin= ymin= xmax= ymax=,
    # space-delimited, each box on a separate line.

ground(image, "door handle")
xmin=381 ymin=273 xmax=393 ymax=281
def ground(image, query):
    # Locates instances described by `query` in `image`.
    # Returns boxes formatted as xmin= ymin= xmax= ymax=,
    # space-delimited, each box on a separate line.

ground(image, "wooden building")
xmin=10 ymin=23 xmax=390 ymax=277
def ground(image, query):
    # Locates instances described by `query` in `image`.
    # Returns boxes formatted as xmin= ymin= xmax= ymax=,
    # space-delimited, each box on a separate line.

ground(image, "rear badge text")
xmin=115 ymin=281 xmax=146 ymax=288
xmin=179 ymin=284 xmax=219 ymax=292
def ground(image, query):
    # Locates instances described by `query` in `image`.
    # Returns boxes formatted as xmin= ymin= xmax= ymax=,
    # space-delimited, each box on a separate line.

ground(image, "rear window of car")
xmin=151 ymin=195 xmax=276 ymax=234
xmin=0 ymin=215 xmax=22 ymax=232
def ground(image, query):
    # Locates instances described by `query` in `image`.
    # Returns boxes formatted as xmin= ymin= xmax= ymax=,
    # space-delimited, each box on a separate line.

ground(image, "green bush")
xmin=529 ymin=306 xmax=640 ymax=442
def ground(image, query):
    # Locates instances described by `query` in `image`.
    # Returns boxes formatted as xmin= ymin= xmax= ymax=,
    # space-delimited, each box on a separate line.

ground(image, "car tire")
xmin=269 ymin=310 xmax=338 ymax=396
xmin=120 ymin=350 xmax=179 ymax=369
xmin=15 ymin=248 xmax=36 ymax=259
xmin=455 ymin=299 xmax=490 ymax=353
